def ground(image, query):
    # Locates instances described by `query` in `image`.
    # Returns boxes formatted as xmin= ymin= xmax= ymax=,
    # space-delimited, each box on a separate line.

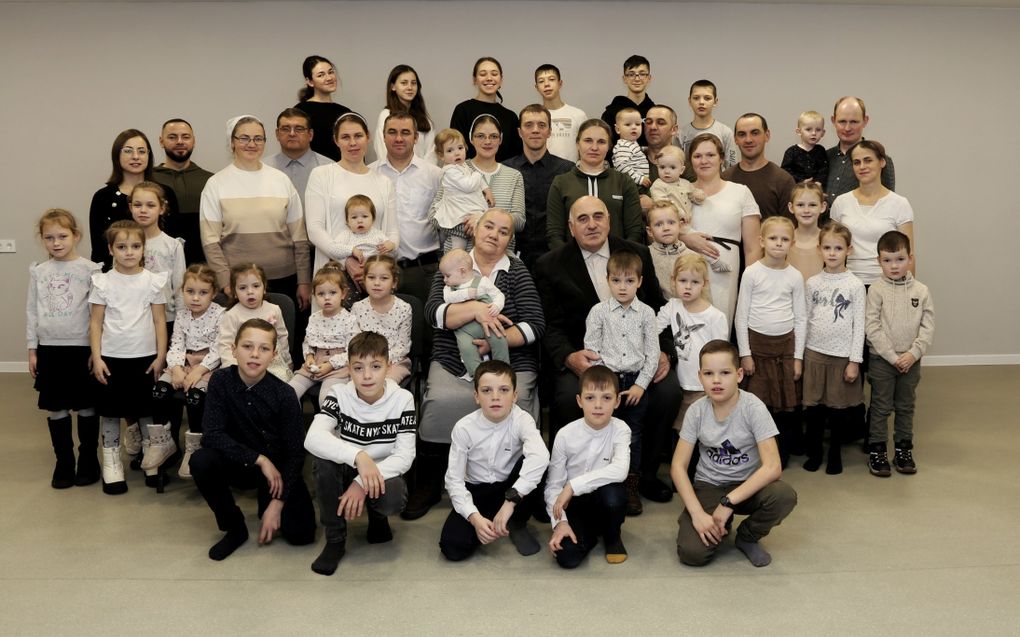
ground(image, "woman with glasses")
xmin=296 ymin=55 xmax=351 ymax=161
xmin=545 ymin=119 xmax=644 ymax=250
xmin=449 ymin=57 xmax=521 ymax=162
xmin=89 ymin=129 xmax=180 ymax=271
xmin=304 ymin=112 xmax=398 ymax=290
xmin=373 ymin=64 xmax=436 ymax=163
xmin=199 ymin=116 xmax=310 ymax=313
xmin=428 ymin=115 xmax=524 ymax=254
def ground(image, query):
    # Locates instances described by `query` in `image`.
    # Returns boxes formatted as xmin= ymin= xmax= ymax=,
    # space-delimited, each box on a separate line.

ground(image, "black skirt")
xmin=95 ymin=355 xmax=157 ymax=419
xmin=34 ymin=345 xmax=96 ymax=411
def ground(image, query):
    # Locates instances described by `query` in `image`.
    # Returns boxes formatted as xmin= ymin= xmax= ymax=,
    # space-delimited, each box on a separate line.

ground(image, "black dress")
xmin=296 ymin=100 xmax=351 ymax=161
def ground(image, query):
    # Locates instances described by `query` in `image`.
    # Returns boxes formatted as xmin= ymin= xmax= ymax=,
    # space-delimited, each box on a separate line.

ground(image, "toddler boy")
xmin=865 ymin=231 xmax=934 ymax=477
xmin=583 ymin=250 xmax=659 ymax=515
xmin=781 ymin=110 xmax=829 ymax=185
xmin=671 ymin=339 xmax=798 ymax=568
xmin=678 ymin=80 xmax=737 ymax=170
xmin=613 ymin=108 xmax=652 ymax=189
xmin=439 ymin=249 xmax=509 ymax=377
xmin=440 ymin=360 xmax=550 ymax=561
xmin=304 ymin=331 xmax=417 ymax=575
xmin=546 ymin=365 xmax=631 ymax=568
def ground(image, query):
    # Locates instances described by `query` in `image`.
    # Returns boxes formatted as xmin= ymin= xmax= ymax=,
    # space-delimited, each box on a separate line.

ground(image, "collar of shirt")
xmin=470 ymin=249 xmax=510 ymax=276
xmin=580 ymin=242 xmax=611 ymax=263
xmin=608 ymin=297 xmax=635 ymax=313
xmin=375 ymin=154 xmax=424 ymax=176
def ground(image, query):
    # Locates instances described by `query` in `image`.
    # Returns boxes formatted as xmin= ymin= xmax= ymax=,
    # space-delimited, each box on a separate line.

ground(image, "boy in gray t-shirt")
xmin=670 ymin=340 xmax=798 ymax=567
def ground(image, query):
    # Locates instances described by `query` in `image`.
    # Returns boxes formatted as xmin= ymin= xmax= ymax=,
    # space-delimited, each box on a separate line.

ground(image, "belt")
xmin=397 ymin=250 xmax=440 ymax=268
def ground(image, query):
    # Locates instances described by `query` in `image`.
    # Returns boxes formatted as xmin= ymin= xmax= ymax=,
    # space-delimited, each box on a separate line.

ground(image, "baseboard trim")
xmin=0 ymin=362 xmax=29 ymax=373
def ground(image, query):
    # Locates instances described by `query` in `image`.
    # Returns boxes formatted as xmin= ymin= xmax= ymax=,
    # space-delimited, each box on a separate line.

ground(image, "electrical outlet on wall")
xmin=0 ymin=240 xmax=16 ymax=253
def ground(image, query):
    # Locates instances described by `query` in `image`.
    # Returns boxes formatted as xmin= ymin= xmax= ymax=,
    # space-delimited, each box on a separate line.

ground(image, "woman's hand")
xmin=296 ymin=284 xmax=311 ymax=311
xmin=462 ymin=213 xmax=482 ymax=237
xmin=679 ymin=231 xmax=721 ymax=259
xmin=474 ymin=308 xmax=511 ymax=338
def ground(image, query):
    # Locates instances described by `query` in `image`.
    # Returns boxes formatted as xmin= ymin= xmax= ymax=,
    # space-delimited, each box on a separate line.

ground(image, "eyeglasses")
xmin=121 ymin=146 xmax=149 ymax=156
xmin=233 ymin=135 xmax=267 ymax=145
xmin=473 ymin=133 xmax=501 ymax=142
xmin=278 ymin=126 xmax=308 ymax=134
xmin=624 ymin=71 xmax=650 ymax=79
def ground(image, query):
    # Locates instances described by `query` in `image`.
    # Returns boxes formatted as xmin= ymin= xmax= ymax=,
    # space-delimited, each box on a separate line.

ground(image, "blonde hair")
xmin=672 ymin=252 xmax=711 ymax=301
xmin=105 ymin=220 xmax=145 ymax=247
xmin=647 ymin=199 xmax=686 ymax=226
xmin=434 ymin=128 xmax=466 ymax=160
xmin=797 ymin=110 xmax=824 ymax=127
xmin=37 ymin=208 xmax=81 ymax=239
xmin=761 ymin=216 xmax=795 ymax=237
xmin=790 ymin=180 xmax=826 ymax=205
xmin=312 ymin=260 xmax=349 ymax=295
xmin=655 ymin=145 xmax=685 ymax=164
xmin=440 ymin=248 xmax=473 ymax=271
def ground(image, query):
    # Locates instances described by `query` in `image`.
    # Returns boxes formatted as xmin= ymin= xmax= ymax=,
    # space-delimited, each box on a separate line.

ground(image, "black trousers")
xmin=191 ymin=447 xmax=315 ymax=545
xmin=440 ymin=471 xmax=532 ymax=561
xmin=553 ymin=482 xmax=627 ymax=569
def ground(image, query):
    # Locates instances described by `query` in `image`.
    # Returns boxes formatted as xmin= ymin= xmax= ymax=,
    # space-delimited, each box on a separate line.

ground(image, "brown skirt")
xmin=742 ymin=330 xmax=800 ymax=412
xmin=802 ymin=349 xmax=863 ymax=409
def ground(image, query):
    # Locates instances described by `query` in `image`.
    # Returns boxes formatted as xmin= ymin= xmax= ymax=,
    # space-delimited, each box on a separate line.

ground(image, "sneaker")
xmin=123 ymin=422 xmax=142 ymax=455
xmin=101 ymin=446 xmax=128 ymax=495
xmin=868 ymin=443 xmax=892 ymax=478
xmin=894 ymin=441 xmax=917 ymax=475
xmin=141 ymin=424 xmax=177 ymax=470
xmin=178 ymin=432 xmax=202 ymax=479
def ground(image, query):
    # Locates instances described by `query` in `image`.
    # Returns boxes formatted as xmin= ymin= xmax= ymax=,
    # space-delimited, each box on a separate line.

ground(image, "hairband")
xmin=470 ymin=113 xmax=501 ymax=135
xmin=336 ymin=111 xmax=368 ymax=127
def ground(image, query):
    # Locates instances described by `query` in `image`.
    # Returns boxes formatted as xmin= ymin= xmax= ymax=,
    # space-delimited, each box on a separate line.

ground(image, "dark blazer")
xmin=534 ymin=235 xmax=670 ymax=371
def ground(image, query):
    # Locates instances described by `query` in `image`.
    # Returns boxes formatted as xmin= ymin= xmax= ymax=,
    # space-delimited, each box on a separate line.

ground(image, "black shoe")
xmin=625 ymin=474 xmax=643 ymax=516
xmin=401 ymin=481 xmax=441 ymax=520
xmin=868 ymin=443 xmax=891 ymax=477
xmin=894 ymin=440 xmax=916 ymax=474
xmin=638 ymin=476 xmax=672 ymax=503
xmin=48 ymin=416 xmax=76 ymax=489
xmin=367 ymin=515 xmax=393 ymax=544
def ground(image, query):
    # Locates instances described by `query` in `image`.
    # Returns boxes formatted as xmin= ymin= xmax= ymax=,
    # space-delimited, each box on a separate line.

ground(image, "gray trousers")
xmin=676 ymin=480 xmax=797 ymax=567
xmin=418 ymin=361 xmax=538 ymax=443
xmin=455 ymin=321 xmax=511 ymax=377
xmin=315 ymin=457 xmax=407 ymax=544
xmin=868 ymin=353 xmax=921 ymax=444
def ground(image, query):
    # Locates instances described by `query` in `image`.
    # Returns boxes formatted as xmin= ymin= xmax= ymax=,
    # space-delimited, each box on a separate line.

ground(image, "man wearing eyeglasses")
xmin=264 ymin=107 xmax=332 ymax=207
xmin=600 ymin=55 xmax=655 ymax=146
xmin=154 ymin=118 xmax=212 ymax=265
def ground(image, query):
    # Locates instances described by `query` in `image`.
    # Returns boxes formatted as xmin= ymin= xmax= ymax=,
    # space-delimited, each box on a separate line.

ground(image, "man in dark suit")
xmin=534 ymin=196 xmax=679 ymax=510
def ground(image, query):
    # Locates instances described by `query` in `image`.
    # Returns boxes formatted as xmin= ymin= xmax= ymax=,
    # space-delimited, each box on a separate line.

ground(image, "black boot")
xmin=75 ymin=413 xmax=101 ymax=486
xmin=47 ymin=416 xmax=75 ymax=489
xmin=801 ymin=407 xmax=825 ymax=472
xmin=401 ymin=440 xmax=447 ymax=520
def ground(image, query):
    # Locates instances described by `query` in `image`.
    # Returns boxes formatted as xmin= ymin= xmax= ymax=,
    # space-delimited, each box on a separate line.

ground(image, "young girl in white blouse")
xmin=89 ymin=220 xmax=168 ymax=495
xmin=218 ymin=263 xmax=293 ymax=382
xmin=734 ymin=216 xmax=807 ymax=467
xmin=802 ymin=222 xmax=866 ymax=475
xmin=153 ymin=264 xmax=225 ymax=478
xmin=290 ymin=261 xmax=359 ymax=404
xmin=350 ymin=255 xmax=412 ymax=383
xmin=130 ymin=181 xmax=185 ymax=325
xmin=28 ymin=209 xmax=102 ymax=489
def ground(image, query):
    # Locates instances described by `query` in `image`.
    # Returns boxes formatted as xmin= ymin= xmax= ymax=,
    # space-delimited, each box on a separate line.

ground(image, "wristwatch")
xmin=719 ymin=495 xmax=735 ymax=509
xmin=505 ymin=488 xmax=523 ymax=504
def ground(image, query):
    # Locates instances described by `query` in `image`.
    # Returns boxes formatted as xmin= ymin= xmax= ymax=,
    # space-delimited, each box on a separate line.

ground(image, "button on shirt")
xmin=583 ymin=297 xmax=660 ymax=389
xmin=371 ymin=155 xmax=441 ymax=260
xmin=581 ymin=243 xmax=612 ymax=302
xmin=264 ymin=149 xmax=333 ymax=207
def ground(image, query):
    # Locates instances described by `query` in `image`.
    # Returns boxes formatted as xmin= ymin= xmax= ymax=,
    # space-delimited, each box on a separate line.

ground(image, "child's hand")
xmin=794 ymin=359 xmax=803 ymax=381
xmin=92 ymin=357 xmax=111 ymax=385
xmin=28 ymin=350 xmax=37 ymax=379
xmin=693 ymin=510 xmax=724 ymax=547
xmin=255 ymin=455 xmax=283 ymax=499
xmin=641 ymin=176 xmax=652 ymax=188
xmin=549 ymin=521 xmax=577 ymax=554
xmin=691 ymin=188 xmax=707 ymax=205
xmin=553 ymin=483 xmax=574 ymax=520
xmin=895 ymin=352 xmax=917 ymax=373
xmin=621 ymin=384 xmax=645 ymax=406
xmin=483 ymin=188 xmax=495 ymax=208
xmin=170 ymin=366 xmax=187 ymax=389
xmin=712 ymin=501 xmax=734 ymax=532
xmin=468 ymin=513 xmax=500 ymax=545
xmin=377 ymin=240 xmax=396 ymax=255
xmin=491 ymin=501 xmax=516 ymax=537
xmin=146 ymin=355 xmax=166 ymax=382
xmin=313 ymin=362 xmax=334 ymax=379
xmin=355 ymin=451 xmax=384 ymax=499
xmin=338 ymin=480 xmax=367 ymax=520
xmin=259 ymin=499 xmax=283 ymax=544
xmin=741 ymin=356 xmax=755 ymax=376
xmin=486 ymin=303 xmax=499 ymax=318
xmin=302 ymin=354 xmax=315 ymax=372
xmin=183 ymin=367 xmax=207 ymax=391
xmin=352 ymin=247 xmax=365 ymax=263
xmin=843 ymin=361 xmax=860 ymax=383
xmin=466 ymin=287 xmax=478 ymax=300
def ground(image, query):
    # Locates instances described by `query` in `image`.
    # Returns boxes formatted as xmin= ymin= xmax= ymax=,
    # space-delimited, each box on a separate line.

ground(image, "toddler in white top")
xmin=439 ymin=249 xmax=508 ymax=377
xmin=433 ymin=128 xmax=494 ymax=251
xmin=335 ymin=194 xmax=395 ymax=264
xmin=612 ymin=108 xmax=651 ymax=189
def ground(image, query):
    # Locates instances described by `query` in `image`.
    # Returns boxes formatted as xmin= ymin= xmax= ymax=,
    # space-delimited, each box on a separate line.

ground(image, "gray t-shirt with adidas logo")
xmin=680 ymin=389 xmax=778 ymax=486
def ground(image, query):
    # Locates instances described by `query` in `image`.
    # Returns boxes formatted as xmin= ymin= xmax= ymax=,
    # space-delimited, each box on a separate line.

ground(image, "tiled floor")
xmin=2 ymin=366 xmax=1016 ymax=635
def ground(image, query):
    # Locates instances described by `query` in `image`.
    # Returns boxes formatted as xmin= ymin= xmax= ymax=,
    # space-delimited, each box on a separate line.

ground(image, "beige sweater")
xmin=865 ymin=273 xmax=935 ymax=364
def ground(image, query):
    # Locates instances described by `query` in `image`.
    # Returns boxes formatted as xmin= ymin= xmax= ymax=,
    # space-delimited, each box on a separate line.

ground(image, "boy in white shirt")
xmin=304 ymin=331 xmax=417 ymax=575
xmin=670 ymin=340 xmax=798 ymax=568
xmin=534 ymin=63 xmax=586 ymax=162
xmin=440 ymin=360 xmax=550 ymax=561
xmin=546 ymin=365 xmax=631 ymax=568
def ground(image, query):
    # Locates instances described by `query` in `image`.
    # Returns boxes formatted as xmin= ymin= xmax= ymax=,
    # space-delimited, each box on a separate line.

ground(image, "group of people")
xmin=25 ymin=53 xmax=935 ymax=572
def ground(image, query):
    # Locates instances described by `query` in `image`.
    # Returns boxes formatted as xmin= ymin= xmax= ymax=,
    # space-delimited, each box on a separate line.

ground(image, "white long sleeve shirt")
xmin=805 ymin=270 xmax=867 ymax=362
xmin=304 ymin=379 xmax=416 ymax=488
xmin=734 ymin=261 xmax=807 ymax=359
xmin=445 ymin=405 xmax=550 ymax=521
xmin=544 ymin=417 xmax=630 ymax=527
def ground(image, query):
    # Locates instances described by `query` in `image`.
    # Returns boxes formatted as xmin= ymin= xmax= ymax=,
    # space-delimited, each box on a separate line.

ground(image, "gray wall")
xmin=2 ymin=1 xmax=1018 ymax=367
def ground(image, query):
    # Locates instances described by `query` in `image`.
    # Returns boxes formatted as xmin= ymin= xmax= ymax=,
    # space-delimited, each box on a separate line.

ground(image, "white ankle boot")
xmin=101 ymin=446 xmax=127 ymax=495
xmin=123 ymin=422 xmax=142 ymax=455
xmin=178 ymin=432 xmax=203 ymax=479
xmin=140 ymin=424 xmax=177 ymax=471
